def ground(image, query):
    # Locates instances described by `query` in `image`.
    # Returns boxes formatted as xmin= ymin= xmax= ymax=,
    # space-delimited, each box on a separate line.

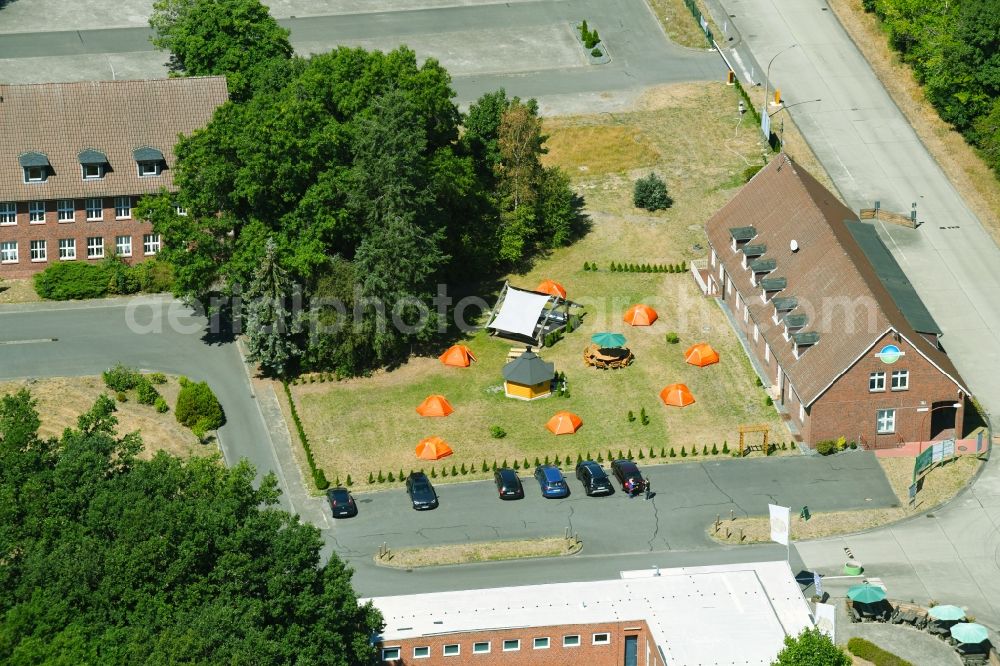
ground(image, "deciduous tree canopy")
xmin=0 ymin=390 xmax=382 ymax=664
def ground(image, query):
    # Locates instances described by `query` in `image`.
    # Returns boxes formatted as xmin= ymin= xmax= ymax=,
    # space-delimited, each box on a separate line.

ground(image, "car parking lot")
xmin=325 ymin=454 xmax=899 ymax=565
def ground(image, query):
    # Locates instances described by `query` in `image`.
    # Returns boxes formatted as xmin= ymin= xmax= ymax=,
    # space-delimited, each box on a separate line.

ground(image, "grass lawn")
xmin=0 ymin=376 xmax=206 ymax=460
xmin=288 ymin=82 xmax=791 ymax=488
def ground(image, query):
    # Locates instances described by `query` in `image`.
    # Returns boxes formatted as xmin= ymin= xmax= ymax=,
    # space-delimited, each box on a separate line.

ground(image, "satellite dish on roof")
xmin=790 ymin=239 xmax=800 ymax=253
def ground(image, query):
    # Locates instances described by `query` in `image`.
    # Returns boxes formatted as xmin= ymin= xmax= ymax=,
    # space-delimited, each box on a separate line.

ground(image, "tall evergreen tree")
xmin=244 ymin=238 xmax=305 ymax=377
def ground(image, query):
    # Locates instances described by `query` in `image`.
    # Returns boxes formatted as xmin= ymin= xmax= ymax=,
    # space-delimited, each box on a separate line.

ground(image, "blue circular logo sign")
xmin=877 ymin=344 xmax=902 ymax=364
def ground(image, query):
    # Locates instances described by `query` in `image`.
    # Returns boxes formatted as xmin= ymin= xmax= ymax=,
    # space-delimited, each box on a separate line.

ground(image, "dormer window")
xmin=793 ymin=331 xmax=820 ymax=358
xmin=729 ymin=226 xmax=756 ymax=252
xmin=78 ymin=149 xmax=108 ymax=180
xmin=20 ymin=152 xmax=50 ymax=183
xmin=783 ymin=312 xmax=808 ymax=342
xmin=133 ymin=147 xmax=165 ymax=178
xmin=760 ymin=276 xmax=786 ymax=302
xmin=772 ymin=296 xmax=797 ymax=324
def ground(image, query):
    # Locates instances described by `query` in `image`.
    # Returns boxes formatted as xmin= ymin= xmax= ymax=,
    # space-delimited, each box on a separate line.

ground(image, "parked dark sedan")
xmin=575 ymin=460 xmax=614 ymax=496
xmin=610 ymin=459 xmax=646 ymax=494
xmin=533 ymin=465 xmax=570 ymax=498
xmin=494 ymin=468 xmax=524 ymax=500
xmin=405 ymin=472 xmax=439 ymax=510
xmin=326 ymin=486 xmax=358 ymax=518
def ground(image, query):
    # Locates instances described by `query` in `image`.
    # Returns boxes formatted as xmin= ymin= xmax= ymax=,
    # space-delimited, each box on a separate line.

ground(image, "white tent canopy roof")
xmin=487 ymin=286 xmax=553 ymax=339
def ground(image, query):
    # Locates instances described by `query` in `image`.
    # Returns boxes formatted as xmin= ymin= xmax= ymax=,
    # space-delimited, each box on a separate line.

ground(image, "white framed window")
xmin=380 ymin=646 xmax=400 ymax=661
xmin=115 ymin=196 xmax=132 ymax=219
xmin=743 ymin=305 xmax=749 ymax=324
xmin=57 ymin=199 xmax=75 ymax=222
xmin=891 ymin=369 xmax=909 ymax=391
xmin=29 ymin=201 xmax=45 ymax=223
xmin=502 ymin=639 xmax=520 ymax=652
xmin=1 ymin=241 xmax=18 ymax=263
xmin=533 ymin=637 xmax=549 ymax=649
xmin=765 ymin=343 xmax=771 ymax=362
xmin=82 ymin=163 xmax=104 ymax=180
xmin=412 ymin=646 xmax=430 ymax=659
xmin=138 ymin=161 xmax=162 ymax=177
xmin=876 ymin=408 xmax=896 ymax=434
xmin=143 ymin=233 xmax=161 ymax=256
xmin=87 ymin=236 xmax=104 ymax=259
xmin=86 ymin=198 xmax=103 ymax=221
xmin=116 ymin=235 xmax=132 ymax=257
xmin=753 ymin=323 xmax=759 ymax=342
xmin=719 ymin=263 xmax=725 ymax=281
xmin=869 ymin=371 xmax=886 ymax=392
xmin=710 ymin=248 xmax=717 ymax=267
xmin=593 ymin=633 xmax=611 ymax=645
xmin=59 ymin=238 xmax=76 ymax=260
xmin=472 ymin=641 xmax=490 ymax=654
xmin=24 ymin=166 xmax=46 ymax=182
xmin=175 ymin=205 xmax=188 ymax=216
xmin=563 ymin=635 xmax=581 ymax=647
xmin=0 ymin=202 xmax=15 ymax=225
xmin=443 ymin=644 xmax=460 ymax=656
xmin=799 ymin=403 xmax=805 ymax=422
xmin=30 ymin=240 xmax=46 ymax=262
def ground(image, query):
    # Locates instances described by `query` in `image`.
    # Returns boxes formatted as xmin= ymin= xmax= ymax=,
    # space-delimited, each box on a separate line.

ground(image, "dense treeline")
xmin=0 ymin=390 xmax=382 ymax=664
xmin=143 ymin=0 xmax=585 ymax=378
xmin=862 ymin=0 xmax=1000 ymax=176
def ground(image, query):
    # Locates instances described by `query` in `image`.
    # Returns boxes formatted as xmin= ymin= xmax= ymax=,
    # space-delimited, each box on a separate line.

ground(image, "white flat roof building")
xmin=365 ymin=560 xmax=814 ymax=665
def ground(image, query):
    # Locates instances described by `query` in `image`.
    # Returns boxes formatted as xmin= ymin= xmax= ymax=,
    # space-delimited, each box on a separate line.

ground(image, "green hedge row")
xmin=283 ymin=381 xmax=329 ymax=490
xmin=609 ymin=261 xmax=687 ymax=273
xmin=34 ymin=257 xmax=174 ymax=300
xmin=847 ymin=638 xmax=913 ymax=666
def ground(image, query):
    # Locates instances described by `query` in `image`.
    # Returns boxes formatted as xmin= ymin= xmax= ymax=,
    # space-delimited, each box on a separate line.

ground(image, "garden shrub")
xmin=815 ymin=439 xmax=838 ymax=456
xmin=175 ymin=380 xmax=225 ymax=430
xmin=633 ymin=173 xmax=673 ymax=211
xmin=103 ymin=363 xmax=142 ymax=392
xmin=368 ymin=472 xmax=375 ymax=484
xmin=490 ymin=425 xmax=507 ymax=439
xmin=387 ymin=471 xmax=395 ymax=482
xmin=147 ymin=372 xmax=167 ymax=385
xmin=711 ymin=443 xmax=719 ymax=455
xmin=154 ymin=397 xmax=169 ymax=413
xmin=513 ymin=459 xmax=520 ymax=470
xmin=764 ymin=395 xmax=774 ymax=406
xmin=34 ymin=262 xmax=110 ymax=300
xmin=345 ymin=474 xmax=353 ymax=486
xmin=846 ymin=638 xmax=913 ymax=666
xmin=313 ymin=468 xmax=330 ymax=490
xmin=116 ymin=391 xmax=127 ymax=403
xmin=627 ymin=410 xmax=635 ymax=422
xmin=669 ymin=448 xmax=676 ymax=457
xmin=135 ymin=258 xmax=175 ymax=293
xmin=743 ymin=164 xmax=764 ymax=182
xmin=665 ymin=332 xmax=680 ymax=344
xmin=680 ymin=446 xmax=687 ymax=457
xmin=136 ymin=378 xmax=160 ymax=406
xmin=482 ymin=460 xmax=489 ymax=472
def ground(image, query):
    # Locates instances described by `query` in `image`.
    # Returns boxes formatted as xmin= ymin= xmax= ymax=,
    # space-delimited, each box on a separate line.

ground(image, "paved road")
xmin=0 ymin=296 xmax=326 ymax=525
xmin=706 ymin=0 xmax=1000 ymax=627
xmin=0 ymin=0 xmax=723 ymax=105
xmin=330 ymin=454 xmax=897 ymax=595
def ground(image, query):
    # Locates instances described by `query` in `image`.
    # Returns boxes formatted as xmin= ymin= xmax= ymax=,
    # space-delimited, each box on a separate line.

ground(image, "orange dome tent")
xmin=415 ymin=436 xmax=454 ymax=460
xmin=439 ymin=344 xmax=476 ymax=367
xmin=659 ymin=383 xmax=695 ymax=407
xmin=536 ymin=279 xmax=567 ymax=299
xmin=623 ymin=304 xmax=658 ymax=327
xmin=685 ymin=343 xmax=720 ymax=367
xmin=416 ymin=395 xmax=454 ymax=417
xmin=546 ymin=411 xmax=583 ymax=435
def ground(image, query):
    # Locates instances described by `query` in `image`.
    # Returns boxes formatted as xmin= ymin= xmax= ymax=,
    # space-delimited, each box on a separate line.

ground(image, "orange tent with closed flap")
xmin=546 ymin=411 xmax=583 ymax=435
xmin=660 ymin=383 xmax=695 ymax=407
xmin=439 ymin=344 xmax=476 ymax=367
xmin=624 ymin=304 xmax=658 ymax=327
xmin=416 ymin=395 xmax=454 ymax=417
xmin=536 ymin=279 xmax=567 ymax=299
xmin=415 ymin=436 xmax=454 ymax=460
xmin=685 ymin=343 xmax=720 ymax=367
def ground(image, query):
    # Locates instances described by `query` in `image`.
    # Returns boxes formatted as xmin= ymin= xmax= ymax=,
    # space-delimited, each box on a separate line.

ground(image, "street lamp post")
xmin=760 ymin=44 xmax=797 ymax=139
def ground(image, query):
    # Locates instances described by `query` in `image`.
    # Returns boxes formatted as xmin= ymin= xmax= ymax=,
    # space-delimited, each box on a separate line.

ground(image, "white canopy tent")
xmin=486 ymin=283 xmax=567 ymax=345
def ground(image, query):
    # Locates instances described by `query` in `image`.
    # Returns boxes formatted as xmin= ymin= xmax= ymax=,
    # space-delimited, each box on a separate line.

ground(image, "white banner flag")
xmin=768 ymin=504 xmax=790 ymax=546
xmin=815 ymin=602 xmax=836 ymax=638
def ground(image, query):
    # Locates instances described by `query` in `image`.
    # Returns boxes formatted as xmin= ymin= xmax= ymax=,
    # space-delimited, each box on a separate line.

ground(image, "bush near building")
xmin=175 ymin=378 xmax=225 ymax=439
xmin=34 ymin=257 xmax=174 ymax=300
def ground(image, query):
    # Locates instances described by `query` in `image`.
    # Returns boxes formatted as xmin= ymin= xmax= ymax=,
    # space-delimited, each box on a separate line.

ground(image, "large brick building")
xmin=366 ymin=561 xmax=813 ymax=665
xmin=703 ymin=154 xmax=970 ymax=447
xmin=0 ymin=77 xmax=228 ymax=279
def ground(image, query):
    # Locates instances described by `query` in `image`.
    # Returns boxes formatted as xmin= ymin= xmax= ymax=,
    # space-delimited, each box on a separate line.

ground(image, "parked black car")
xmin=575 ymin=460 xmax=614 ymax=496
xmin=405 ymin=472 xmax=439 ymax=510
xmin=610 ymin=459 xmax=646 ymax=495
xmin=326 ymin=486 xmax=358 ymax=518
xmin=494 ymin=468 xmax=525 ymax=500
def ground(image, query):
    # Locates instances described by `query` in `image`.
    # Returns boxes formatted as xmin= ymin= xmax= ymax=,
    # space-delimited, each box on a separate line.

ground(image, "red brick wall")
xmin=378 ymin=621 xmax=663 ymax=666
xmin=810 ymin=330 xmax=965 ymax=445
xmin=0 ymin=196 xmax=159 ymax=279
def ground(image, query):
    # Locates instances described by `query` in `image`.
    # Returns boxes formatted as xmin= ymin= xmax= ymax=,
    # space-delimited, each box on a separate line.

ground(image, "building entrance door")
xmin=624 ymin=635 xmax=638 ymax=666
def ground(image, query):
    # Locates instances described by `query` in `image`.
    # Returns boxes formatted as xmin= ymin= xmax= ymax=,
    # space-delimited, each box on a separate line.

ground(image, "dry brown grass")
xmin=0 ymin=278 xmax=40 ymax=304
xmin=828 ymin=0 xmax=1000 ymax=243
xmin=644 ymin=0 xmax=713 ymax=49
xmin=0 ymin=375 xmax=206 ymax=460
xmin=375 ymin=537 xmax=579 ymax=569
xmin=542 ymin=125 xmax=660 ymax=178
xmin=710 ymin=454 xmax=981 ymax=544
xmin=287 ymin=82 xmax=792 ymax=488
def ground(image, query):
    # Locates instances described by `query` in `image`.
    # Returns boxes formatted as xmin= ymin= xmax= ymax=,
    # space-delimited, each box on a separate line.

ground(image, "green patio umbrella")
xmin=591 ymin=332 xmax=626 ymax=348
xmin=950 ymin=623 xmax=990 ymax=644
xmin=928 ymin=605 xmax=966 ymax=621
xmin=847 ymin=584 xmax=886 ymax=604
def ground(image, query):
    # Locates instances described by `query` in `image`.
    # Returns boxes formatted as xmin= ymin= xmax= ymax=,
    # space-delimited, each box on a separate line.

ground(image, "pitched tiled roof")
xmin=705 ymin=154 xmax=967 ymax=405
xmin=0 ymin=77 xmax=228 ymax=201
